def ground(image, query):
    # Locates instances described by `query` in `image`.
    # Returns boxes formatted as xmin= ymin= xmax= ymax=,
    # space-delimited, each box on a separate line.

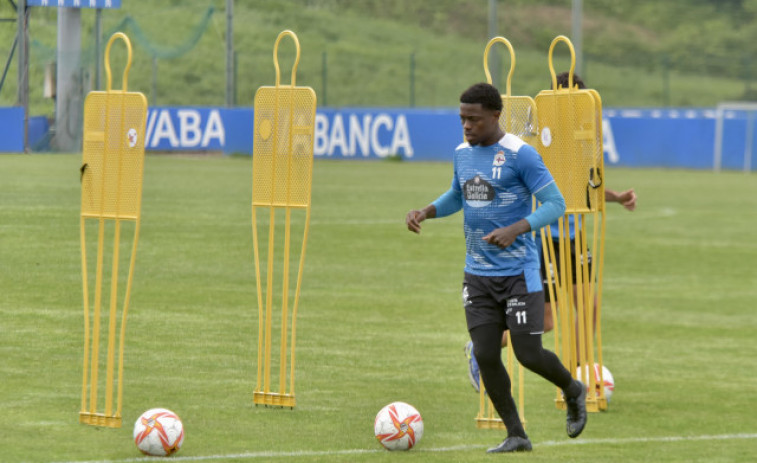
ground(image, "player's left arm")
xmin=482 ymin=182 xmax=565 ymax=248
xmin=605 ymin=188 xmax=637 ymax=211
xmin=518 ymin=144 xmax=567 ymax=230
xmin=483 ymin=145 xmax=566 ymax=248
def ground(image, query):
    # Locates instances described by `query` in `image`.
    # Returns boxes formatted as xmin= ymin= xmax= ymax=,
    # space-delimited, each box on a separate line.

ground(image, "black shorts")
xmin=463 ymin=271 xmax=545 ymax=335
xmin=540 ymin=238 xmax=593 ymax=302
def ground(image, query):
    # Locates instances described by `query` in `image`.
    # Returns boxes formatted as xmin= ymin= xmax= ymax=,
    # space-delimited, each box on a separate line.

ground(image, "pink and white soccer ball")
xmin=374 ymin=401 xmax=424 ymax=450
xmin=577 ymin=363 xmax=615 ymax=402
xmin=133 ymin=408 xmax=185 ymax=456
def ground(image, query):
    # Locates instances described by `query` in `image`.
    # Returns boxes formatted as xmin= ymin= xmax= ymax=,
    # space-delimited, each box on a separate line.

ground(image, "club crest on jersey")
xmin=493 ymin=151 xmax=506 ymax=166
xmin=464 ymin=175 xmax=495 ymax=207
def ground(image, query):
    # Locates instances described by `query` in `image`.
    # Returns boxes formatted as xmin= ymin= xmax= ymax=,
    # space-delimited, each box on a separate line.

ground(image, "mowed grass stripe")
xmin=53 ymin=433 xmax=757 ymax=462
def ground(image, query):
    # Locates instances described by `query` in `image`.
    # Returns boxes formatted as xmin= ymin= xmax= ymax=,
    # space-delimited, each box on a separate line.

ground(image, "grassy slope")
xmin=1 ymin=155 xmax=756 ymax=462
xmin=0 ymin=0 xmax=750 ymax=116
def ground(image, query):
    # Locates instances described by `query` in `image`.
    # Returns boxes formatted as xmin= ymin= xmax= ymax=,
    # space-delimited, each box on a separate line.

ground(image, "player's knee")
xmin=473 ymin=344 xmax=501 ymax=369
xmin=513 ymin=348 xmax=541 ymax=371
xmin=510 ymin=336 xmax=543 ymax=371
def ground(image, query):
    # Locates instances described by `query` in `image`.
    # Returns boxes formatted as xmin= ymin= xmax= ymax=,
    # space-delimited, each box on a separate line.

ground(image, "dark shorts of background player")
xmin=540 ymin=238 xmax=593 ymax=302
xmin=463 ymin=272 xmax=545 ymax=335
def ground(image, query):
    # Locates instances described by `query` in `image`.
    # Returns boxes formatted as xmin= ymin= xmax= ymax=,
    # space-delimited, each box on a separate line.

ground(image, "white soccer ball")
xmin=133 ymin=408 xmax=185 ymax=456
xmin=577 ymin=363 xmax=615 ymax=402
xmin=374 ymin=401 xmax=424 ymax=450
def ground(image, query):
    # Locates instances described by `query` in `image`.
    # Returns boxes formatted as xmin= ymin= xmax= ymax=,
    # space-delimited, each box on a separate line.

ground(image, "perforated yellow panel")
xmin=500 ymin=96 xmax=537 ymax=146
xmin=252 ymin=85 xmax=316 ymax=207
xmin=81 ymin=91 xmax=147 ymax=219
xmin=535 ymin=88 xmax=600 ymax=213
xmin=587 ymin=89 xmax=605 ymax=211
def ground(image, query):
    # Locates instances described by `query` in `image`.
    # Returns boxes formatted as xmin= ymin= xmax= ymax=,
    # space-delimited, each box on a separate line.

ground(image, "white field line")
xmin=54 ymin=432 xmax=757 ymax=463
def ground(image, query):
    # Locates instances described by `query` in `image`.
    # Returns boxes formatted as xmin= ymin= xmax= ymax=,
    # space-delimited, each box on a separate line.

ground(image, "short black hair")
xmin=555 ymin=71 xmax=586 ymax=89
xmin=460 ymin=83 xmax=503 ymax=112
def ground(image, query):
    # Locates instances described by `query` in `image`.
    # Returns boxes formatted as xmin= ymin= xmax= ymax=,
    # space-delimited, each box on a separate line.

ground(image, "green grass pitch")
xmin=1 ymin=154 xmax=756 ymax=462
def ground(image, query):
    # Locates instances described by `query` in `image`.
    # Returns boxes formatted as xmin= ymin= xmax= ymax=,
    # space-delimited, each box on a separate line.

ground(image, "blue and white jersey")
xmin=441 ymin=134 xmax=556 ymax=276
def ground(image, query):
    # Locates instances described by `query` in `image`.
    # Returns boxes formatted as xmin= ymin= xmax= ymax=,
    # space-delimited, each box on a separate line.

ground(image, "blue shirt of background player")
xmin=547 ymin=215 xmax=577 ymax=239
xmin=432 ymin=133 xmax=558 ymax=278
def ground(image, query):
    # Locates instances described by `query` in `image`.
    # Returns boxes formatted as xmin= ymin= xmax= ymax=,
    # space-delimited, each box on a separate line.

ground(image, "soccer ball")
xmin=374 ymin=401 xmax=424 ymax=451
xmin=133 ymin=408 xmax=185 ymax=456
xmin=577 ymin=363 xmax=615 ymax=402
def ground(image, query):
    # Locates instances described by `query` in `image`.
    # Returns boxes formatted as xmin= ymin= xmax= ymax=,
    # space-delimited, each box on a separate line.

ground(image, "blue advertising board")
xmin=26 ymin=0 xmax=121 ymax=8
xmin=0 ymin=107 xmax=24 ymax=152
xmin=2 ymin=105 xmax=756 ymax=171
xmin=603 ymin=107 xmax=756 ymax=171
xmin=603 ymin=108 xmax=716 ymax=169
xmin=139 ymin=106 xmax=757 ymax=169
xmin=312 ymin=108 xmax=460 ymax=161
xmin=140 ymin=107 xmax=460 ymax=160
xmin=143 ymin=107 xmax=251 ymax=153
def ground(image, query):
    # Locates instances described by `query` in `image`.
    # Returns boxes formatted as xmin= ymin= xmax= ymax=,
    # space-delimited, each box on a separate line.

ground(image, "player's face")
xmin=459 ymin=103 xmax=501 ymax=146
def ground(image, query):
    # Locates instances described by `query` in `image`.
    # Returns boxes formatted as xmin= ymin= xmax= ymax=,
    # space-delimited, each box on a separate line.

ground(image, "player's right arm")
xmin=406 ymin=205 xmax=436 ymax=234
xmin=406 ymin=180 xmax=462 ymax=234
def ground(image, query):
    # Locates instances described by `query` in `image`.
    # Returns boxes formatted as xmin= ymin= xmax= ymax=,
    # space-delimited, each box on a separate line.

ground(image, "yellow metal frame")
xmin=252 ymin=30 xmax=316 ymax=408
xmin=536 ymin=36 xmax=608 ymax=412
xmin=474 ymin=37 xmax=530 ymax=430
xmin=483 ymin=37 xmax=538 ymax=145
xmin=475 ymin=334 xmax=526 ymax=430
xmin=80 ymin=32 xmax=148 ymax=427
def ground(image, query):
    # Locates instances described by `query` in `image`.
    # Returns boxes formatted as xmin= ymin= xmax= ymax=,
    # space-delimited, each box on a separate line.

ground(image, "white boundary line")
xmin=54 ymin=433 xmax=757 ymax=463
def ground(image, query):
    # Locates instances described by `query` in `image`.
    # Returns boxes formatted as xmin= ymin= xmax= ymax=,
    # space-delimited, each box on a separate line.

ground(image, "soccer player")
xmin=464 ymin=72 xmax=637 ymax=392
xmin=405 ymin=82 xmax=587 ymax=453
